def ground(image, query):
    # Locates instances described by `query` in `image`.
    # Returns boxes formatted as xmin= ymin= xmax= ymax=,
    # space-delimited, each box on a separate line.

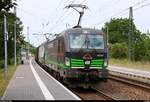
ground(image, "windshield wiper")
xmin=78 ymin=36 xmax=88 ymax=52
xmin=88 ymin=41 xmax=97 ymax=53
xmin=85 ymin=35 xmax=97 ymax=53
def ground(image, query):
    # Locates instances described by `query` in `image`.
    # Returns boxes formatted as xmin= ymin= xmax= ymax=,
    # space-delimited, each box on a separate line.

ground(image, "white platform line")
xmin=30 ymin=59 xmax=54 ymax=100
xmin=34 ymin=60 xmax=81 ymax=100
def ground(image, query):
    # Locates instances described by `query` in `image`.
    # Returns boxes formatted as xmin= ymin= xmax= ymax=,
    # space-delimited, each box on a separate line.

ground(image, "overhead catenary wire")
xmin=134 ymin=2 xmax=150 ymax=11
xmin=49 ymin=10 xmax=73 ymax=32
xmin=53 ymin=0 xmax=77 ymax=23
xmin=83 ymin=0 xmax=122 ymax=22
xmin=93 ymin=0 xmax=150 ymax=27
xmin=54 ymin=0 xmax=86 ymax=24
xmin=80 ymin=0 xmax=87 ymax=4
xmin=93 ymin=7 xmax=129 ymax=27
xmin=17 ymin=6 xmax=47 ymax=23
xmin=45 ymin=0 xmax=67 ymax=25
xmin=32 ymin=0 xmax=78 ymax=44
xmin=48 ymin=0 xmax=82 ymax=32
xmin=132 ymin=0 xmax=149 ymax=7
xmin=117 ymin=1 xmax=150 ymax=17
xmin=48 ymin=0 xmax=87 ymax=32
xmin=115 ymin=1 xmax=150 ymax=18
xmin=50 ymin=0 xmax=77 ymax=23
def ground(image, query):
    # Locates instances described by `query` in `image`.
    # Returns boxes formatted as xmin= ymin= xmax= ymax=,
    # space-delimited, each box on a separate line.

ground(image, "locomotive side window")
xmin=61 ymin=38 xmax=65 ymax=52
xmin=58 ymin=39 xmax=61 ymax=53
xmin=58 ymin=37 xmax=65 ymax=52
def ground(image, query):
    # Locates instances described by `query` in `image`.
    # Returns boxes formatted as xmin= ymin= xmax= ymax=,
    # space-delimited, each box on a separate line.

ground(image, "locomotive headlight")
xmin=85 ymin=61 xmax=90 ymax=65
xmin=65 ymin=57 xmax=70 ymax=66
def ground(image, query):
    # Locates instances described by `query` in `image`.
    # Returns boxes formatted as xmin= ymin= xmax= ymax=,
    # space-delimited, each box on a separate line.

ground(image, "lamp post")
xmin=4 ymin=14 xmax=8 ymax=80
xmin=14 ymin=6 xmax=17 ymax=66
xmin=27 ymin=26 xmax=30 ymax=59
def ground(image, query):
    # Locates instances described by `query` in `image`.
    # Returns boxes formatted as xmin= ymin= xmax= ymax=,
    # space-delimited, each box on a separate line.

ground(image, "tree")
xmin=102 ymin=18 xmax=139 ymax=44
xmin=102 ymin=18 xmax=150 ymax=61
xmin=109 ymin=43 xmax=128 ymax=59
xmin=0 ymin=11 xmax=23 ymax=66
xmin=134 ymin=33 xmax=150 ymax=61
xmin=0 ymin=0 xmax=17 ymax=12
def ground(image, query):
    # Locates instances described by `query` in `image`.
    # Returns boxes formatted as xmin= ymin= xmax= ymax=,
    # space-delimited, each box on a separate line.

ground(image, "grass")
xmin=109 ymin=58 xmax=150 ymax=71
xmin=0 ymin=65 xmax=18 ymax=97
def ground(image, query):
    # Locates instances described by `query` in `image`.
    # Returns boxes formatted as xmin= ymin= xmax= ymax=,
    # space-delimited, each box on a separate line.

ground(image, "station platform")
xmin=108 ymin=65 xmax=150 ymax=78
xmin=2 ymin=58 xmax=80 ymax=100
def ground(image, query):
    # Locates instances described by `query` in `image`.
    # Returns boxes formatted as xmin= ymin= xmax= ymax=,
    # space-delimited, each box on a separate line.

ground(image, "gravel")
xmin=72 ymin=88 xmax=109 ymax=100
xmin=94 ymin=79 xmax=150 ymax=100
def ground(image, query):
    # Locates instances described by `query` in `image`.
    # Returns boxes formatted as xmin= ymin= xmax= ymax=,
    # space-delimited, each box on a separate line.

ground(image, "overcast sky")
xmin=17 ymin=0 xmax=150 ymax=47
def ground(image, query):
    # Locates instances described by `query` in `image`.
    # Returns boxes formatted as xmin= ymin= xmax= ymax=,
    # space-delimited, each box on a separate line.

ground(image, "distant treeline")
xmin=102 ymin=18 xmax=150 ymax=62
xmin=0 ymin=0 xmax=35 ymax=68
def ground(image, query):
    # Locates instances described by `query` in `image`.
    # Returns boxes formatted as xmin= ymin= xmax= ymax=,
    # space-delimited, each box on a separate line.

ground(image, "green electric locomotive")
xmin=36 ymin=27 xmax=108 ymax=88
xmin=35 ymin=4 xmax=108 ymax=88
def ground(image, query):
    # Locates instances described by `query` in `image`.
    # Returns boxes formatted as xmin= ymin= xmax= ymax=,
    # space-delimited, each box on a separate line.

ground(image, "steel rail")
xmin=91 ymin=87 xmax=116 ymax=100
xmin=109 ymin=75 xmax=150 ymax=92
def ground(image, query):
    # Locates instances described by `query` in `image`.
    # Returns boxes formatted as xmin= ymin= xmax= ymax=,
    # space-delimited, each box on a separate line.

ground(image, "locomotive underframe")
xmin=61 ymin=68 xmax=108 ymax=88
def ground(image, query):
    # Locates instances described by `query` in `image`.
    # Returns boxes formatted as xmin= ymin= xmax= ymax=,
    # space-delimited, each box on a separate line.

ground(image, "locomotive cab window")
xmin=88 ymin=35 xmax=104 ymax=49
xmin=69 ymin=34 xmax=104 ymax=50
xmin=69 ymin=34 xmax=86 ymax=49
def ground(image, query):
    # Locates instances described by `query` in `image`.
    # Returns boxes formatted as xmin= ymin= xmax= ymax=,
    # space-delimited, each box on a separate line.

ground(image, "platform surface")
xmin=2 ymin=58 xmax=80 ymax=100
xmin=108 ymin=65 xmax=150 ymax=78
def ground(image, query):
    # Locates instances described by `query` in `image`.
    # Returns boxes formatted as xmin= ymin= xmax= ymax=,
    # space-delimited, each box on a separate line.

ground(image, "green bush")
xmin=109 ymin=43 xmax=128 ymax=59
xmin=0 ymin=59 xmax=14 ymax=69
xmin=8 ymin=58 xmax=14 ymax=65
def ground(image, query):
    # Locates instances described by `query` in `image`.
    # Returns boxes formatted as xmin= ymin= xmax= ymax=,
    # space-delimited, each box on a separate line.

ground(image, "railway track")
xmin=109 ymin=74 xmax=150 ymax=92
xmin=72 ymin=75 xmax=150 ymax=100
xmin=91 ymin=87 xmax=117 ymax=100
xmin=108 ymin=68 xmax=150 ymax=84
xmin=71 ymin=87 xmax=116 ymax=100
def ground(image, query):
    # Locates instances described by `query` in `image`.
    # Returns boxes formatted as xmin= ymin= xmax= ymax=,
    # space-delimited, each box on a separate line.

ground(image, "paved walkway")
xmin=2 ymin=58 xmax=80 ymax=100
